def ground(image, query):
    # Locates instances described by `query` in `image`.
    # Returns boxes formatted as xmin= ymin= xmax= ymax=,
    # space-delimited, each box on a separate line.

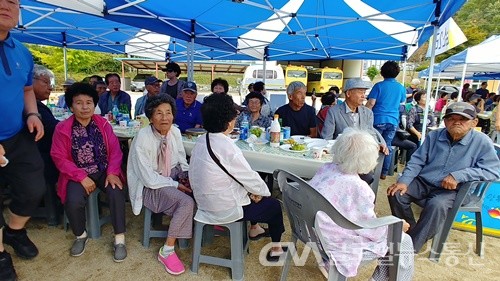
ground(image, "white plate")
xmin=280 ymin=144 xmax=310 ymax=153
xmin=290 ymin=135 xmax=311 ymax=144
xmin=306 ymin=139 xmax=328 ymax=148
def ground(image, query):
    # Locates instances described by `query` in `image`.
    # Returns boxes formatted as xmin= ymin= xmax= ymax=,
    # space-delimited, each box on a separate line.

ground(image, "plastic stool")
xmin=63 ymin=189 xmax=111 ymax=239
xmin=190 ymin=220 xmax=249 ymax=281
xmin=142 ymin=207 xmax=189 ymax=249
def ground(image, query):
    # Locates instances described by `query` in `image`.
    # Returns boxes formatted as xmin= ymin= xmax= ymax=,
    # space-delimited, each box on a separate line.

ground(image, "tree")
xmin=366 ymin=66 xmax=379 ymax=81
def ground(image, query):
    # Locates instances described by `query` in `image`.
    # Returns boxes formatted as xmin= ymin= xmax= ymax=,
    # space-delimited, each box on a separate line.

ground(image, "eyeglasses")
xmin=34 ymin=77 xmax=52 ymax=87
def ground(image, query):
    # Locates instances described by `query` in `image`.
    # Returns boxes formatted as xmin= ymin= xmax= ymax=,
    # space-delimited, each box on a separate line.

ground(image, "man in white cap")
xmin=322 ymin=78 xmax=388 ymax=153
xmin=388 ymin=102 xmax=500 ymax=252
xmin=322 ymin=78 xmax=389 ymax=184
xmin=406 ymin=78 xmax=420 ymax=103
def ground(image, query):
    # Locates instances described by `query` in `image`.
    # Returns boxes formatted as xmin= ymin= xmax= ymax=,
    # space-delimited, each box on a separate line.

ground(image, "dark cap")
xmin=443 ymin=102 xmax=477 ymax=120
xmin=144 ymin=76 xmax=161 ymax=86
xmin=183 ymin=81 xmax=197 ymax=93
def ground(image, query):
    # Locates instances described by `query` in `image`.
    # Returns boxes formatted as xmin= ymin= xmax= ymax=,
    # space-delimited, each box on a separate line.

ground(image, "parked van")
xmin=239 ymin=62 xmax=286 ymax=95
xmin=238 ymin=62 xmax=287 ymax=111
xmin=307 ymin=67 xmax=343 ymax=95
xmin=284 ymin=65 xmax=308 ymax=88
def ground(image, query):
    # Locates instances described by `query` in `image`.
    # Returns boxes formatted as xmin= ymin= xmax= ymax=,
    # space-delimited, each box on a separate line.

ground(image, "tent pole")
xmin=459 ymin=64 xmax=468 ymax=101
xmin=433 ymin=72 xmax=442 ymax=110
xmin=421 ymin=24 xmax=439 ymax=144
xmin=402 ymin=60 xmax=407 ymax=85
xmin=63 ymin=46 xmax=68 ymax=81
xmin=187 ymin=39 xmax=194 ymax=81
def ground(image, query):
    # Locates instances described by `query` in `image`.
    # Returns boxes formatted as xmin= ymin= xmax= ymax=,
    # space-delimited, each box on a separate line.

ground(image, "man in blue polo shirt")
xmin=175 ymin=82 xmax=203 ymax=133
xmin=366 ymin=61 xmax=406 ymax=179
xmin=0 ymin=1 xmax=46 ymax=279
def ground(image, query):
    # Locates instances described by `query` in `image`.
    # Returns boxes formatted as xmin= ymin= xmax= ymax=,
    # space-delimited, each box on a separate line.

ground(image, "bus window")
xmin=323 ymin=72 xmax=342 ymax=80
xmin=287 ymin=70 xmax=307 ymax=78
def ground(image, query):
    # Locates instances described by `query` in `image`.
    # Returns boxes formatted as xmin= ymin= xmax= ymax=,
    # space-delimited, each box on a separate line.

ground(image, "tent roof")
xmin=36 ymin=0 xmax=466 ymax=61
xmin=419 ymin=35 xmax=500 ymax=79
xmin=116 ymin=58 xmax=249 ymax=74
xmin=13 ymin=0 xmax=171 ymax=58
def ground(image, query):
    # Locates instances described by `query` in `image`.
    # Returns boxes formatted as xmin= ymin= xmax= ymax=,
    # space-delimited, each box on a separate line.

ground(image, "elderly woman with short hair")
xmin=235 ymin=91 xmax=272 ymax=129
xmin=189 ymin=94 xmax=286 ymax=262
xmin=51 ymin=83 xmax=127 ymax=262
xmin=127 ymin=94 xmax=194 ymax=276
xmin=309 ymin=128 xmax=414 ymax=280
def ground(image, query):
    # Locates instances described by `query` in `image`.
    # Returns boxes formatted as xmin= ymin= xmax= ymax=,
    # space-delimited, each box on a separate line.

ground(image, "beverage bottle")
xmin=270 ymin=114 xmax=281 ymax=147
xmin=240 ymin=114 xmax=249 ymax=140
xmin=112 ymin=104 xmax=119 ymax=123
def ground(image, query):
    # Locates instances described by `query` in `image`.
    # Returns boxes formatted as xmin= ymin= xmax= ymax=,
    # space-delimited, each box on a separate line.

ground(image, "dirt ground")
xmin=6 ymin=172 xmax=500 ymax=281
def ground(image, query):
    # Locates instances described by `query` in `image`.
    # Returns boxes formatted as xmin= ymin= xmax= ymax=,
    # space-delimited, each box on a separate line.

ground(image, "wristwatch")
xmin=26 ymin=112 xmax=42 ymax=121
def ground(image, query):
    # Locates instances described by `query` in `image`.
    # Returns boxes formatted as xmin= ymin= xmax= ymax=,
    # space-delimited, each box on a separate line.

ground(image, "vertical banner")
xmin=426 ymin=18 xmax=467 ymax=57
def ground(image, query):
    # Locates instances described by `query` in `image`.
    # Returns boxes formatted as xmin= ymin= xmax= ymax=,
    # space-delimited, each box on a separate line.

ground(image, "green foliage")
xmin=415 ymin=62 xmax=430 ymax=72
xmin=366 ymin=65 xmax=379 ymax=81
xmin=27 ymin=44 xmax=125 ymax=75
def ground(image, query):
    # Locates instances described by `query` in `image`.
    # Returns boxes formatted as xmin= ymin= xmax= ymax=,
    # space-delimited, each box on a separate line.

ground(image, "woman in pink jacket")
xmin=51 ymin=83 xmax=127 ymax=262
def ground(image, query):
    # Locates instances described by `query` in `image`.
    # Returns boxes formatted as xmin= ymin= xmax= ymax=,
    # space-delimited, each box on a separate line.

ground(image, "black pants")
xmin=242 ymin=197 xmax=285 ymax=243
xmin=0 ymin=129 xmax=45 ymax=226
xmin=65 ymin=171 xmax=126 ymax=236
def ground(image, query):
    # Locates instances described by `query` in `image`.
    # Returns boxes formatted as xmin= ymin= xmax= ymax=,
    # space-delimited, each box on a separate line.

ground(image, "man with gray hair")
xmin=33 ymin=65 xmax=60 ymax=225
xmin=322 ymin=78 xmax=389 ymax=154
xmin=275 ymin=81 xmax=317 ymax=137
xmin=388 ymin=102 xmax=500 ymax=252
xmin=406 ymin=78 xmax=420 ymax=103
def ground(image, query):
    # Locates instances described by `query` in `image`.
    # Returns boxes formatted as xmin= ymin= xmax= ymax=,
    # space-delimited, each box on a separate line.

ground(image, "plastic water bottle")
xmin=112 ymin=104 xmax=119 ymax=123
xmin=240 ymin=115 xmax=249 ymax=140
xmin=270 ymin=114 xmax=281 ymax=147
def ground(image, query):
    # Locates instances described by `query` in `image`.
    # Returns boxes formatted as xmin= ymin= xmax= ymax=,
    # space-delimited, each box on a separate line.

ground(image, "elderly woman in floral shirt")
xmin=309 ymin=128 xmax=414 ymax=280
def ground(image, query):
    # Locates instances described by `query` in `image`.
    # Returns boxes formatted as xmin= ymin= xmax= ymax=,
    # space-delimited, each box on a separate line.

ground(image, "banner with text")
xmin=426 ymin=18 xmax=467 ymax=57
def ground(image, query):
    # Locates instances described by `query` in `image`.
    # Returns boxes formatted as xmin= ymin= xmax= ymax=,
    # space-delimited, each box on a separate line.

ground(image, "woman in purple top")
xmin=309 ymin=128 xmax=414 ymax=280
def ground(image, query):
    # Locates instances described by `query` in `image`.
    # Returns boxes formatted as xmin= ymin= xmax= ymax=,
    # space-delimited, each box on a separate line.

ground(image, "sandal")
xmin=249 ymin=228 xmax=270 ymax=241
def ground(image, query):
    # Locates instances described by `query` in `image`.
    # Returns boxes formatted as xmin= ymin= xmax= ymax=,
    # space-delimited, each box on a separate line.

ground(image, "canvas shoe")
xmin=70 ymin=237 xmax=88 ymax=257
xmin=113 ymin=243 xmax=127 ymax=262
xmin=3 ymin=228 xmax=38 ymax=259
xmin=157 ymin=251 xmax=185 ymax=275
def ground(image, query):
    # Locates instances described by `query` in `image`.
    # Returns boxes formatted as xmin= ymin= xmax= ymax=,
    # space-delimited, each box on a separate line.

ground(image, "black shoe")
xmin=265 ymin=246 xmax=288 ymax=263
xmin=0 ymin=251 xmax=17 ymax=281
xmin=3 ymin=228 xmax=38 ymax=259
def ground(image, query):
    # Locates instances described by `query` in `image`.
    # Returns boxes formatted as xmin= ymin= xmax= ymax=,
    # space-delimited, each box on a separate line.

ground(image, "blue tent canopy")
xmin=37 ymin=0 xmax=466 ymax=61
xmin=12 ymin=0 xmax=175 ymax=59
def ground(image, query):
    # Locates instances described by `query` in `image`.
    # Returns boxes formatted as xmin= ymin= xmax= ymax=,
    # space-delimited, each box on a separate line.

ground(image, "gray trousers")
xmin=65 ymin=171 xmax=126 ymax=236
xmin=388 ymin=176 xmax=457 ymax=252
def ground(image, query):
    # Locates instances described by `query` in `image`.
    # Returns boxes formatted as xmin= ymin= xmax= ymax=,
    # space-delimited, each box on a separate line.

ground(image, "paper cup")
xmin=312 ymin=146 xmax=323 ymax=159
xmin=119 ymin=120 xmax=127 ymax=127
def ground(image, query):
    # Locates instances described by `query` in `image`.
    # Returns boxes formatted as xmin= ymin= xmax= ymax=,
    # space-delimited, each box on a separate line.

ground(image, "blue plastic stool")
xmin=63 ymin=189 xmax=111 ymax=239
xmin=142 ymin=207 xmax=189 ymax=249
